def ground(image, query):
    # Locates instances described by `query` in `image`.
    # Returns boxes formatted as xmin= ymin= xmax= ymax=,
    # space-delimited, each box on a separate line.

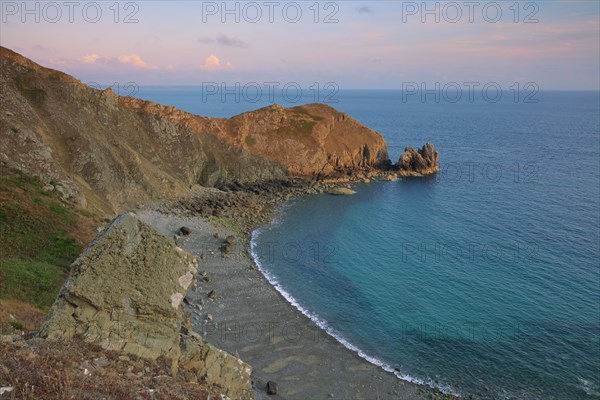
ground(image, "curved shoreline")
xmin=142 ymin=180 xmax=456 ymax=399
xmin=249 ymin=201 xmax=461 ymax=398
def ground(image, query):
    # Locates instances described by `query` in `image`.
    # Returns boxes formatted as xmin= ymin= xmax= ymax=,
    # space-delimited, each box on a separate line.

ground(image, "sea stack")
xmin=396 ymin=143 xmax=439 ymax=176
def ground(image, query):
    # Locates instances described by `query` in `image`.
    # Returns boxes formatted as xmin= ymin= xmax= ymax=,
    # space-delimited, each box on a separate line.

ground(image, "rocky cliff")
xmin=397 ymin=143 xmax=439 ymax=176
xmin=39 ymin=212 xmax=252 ymax=399
xmin=0 ymin=46 xmax=389 ymax=216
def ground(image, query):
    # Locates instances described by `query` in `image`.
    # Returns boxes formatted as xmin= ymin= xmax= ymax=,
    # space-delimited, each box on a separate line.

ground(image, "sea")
xmin=134 ymin=87 xmax=600 ymax=400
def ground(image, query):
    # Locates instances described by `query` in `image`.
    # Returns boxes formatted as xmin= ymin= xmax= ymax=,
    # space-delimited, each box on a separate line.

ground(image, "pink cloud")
xmin=116 ymin=54 xmax=157 ymax=70
xmin=80 ymin=53 xmax=101 ymax=64
xmin=71 ymin=53 xmax=158 ymax=70
xmin=200 ymin=54 xmax=233 ymax=71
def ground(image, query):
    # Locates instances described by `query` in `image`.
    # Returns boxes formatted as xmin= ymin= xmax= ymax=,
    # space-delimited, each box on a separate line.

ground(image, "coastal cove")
xmin=0 ymin=48 xmax=598 ymax=399
xmin=133 ymin=88 xmax=600 ymax=399
xmin=1 ymin=2 xmax=599 ymax=398
xmin=136 ymin=209 xmax=446 ymax=400
xmin=0 ymin=48 xmax=446 ymax=399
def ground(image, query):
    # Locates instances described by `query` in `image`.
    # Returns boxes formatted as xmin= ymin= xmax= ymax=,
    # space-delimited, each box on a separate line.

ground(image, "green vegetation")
xmin=276 ymin=118 xmax=317 ymax=138
xmin=0 ymin=167 xmax=85 ymax=311
xmin=210 ymin=215 xmax=245 ymax=238
xmin=292 ymin=119 xmax=317 ymax=136
xmin=284 ymin=107 xmax=325 ymax=137
xmin=291 ymin=107 xmax=325 ymax=121
xmin=1 ymin=260 xmax=66 ymax=310
xmin=10 ymin=322 xmax=24 ymax=330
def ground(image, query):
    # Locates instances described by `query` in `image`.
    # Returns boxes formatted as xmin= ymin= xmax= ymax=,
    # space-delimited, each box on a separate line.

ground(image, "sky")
xmin=1 ymin=1 xmax=599 ymax=90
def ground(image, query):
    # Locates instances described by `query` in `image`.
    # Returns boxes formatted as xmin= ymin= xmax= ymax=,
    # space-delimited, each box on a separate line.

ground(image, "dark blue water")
xmin=135 ymin=88 xmax=600 ymax=399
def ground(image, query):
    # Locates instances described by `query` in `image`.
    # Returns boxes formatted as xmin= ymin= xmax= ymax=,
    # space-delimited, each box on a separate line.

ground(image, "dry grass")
xmin=0 ymin=336 xmax=222 ymax=400
xmin=0 ymin=299 xmax=46 ymax=334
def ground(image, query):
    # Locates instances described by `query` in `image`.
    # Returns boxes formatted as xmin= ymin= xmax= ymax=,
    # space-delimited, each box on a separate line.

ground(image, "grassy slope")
xmin=0 ymin=165 xmax=96 ymax=331
xmin=0 ymin=168 xmax=220 ymax=399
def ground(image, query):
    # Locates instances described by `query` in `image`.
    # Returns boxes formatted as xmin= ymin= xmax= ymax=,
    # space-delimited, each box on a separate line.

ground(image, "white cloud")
xmin=74 ymin=53 xmax=158 ymax=70
xmin=200 ymin=54 xmax=233 ymax=71
xmin=117 ymin=54 xmax=157 ymax=70
xmin=80 ymin=53 xmax=101 ymax=64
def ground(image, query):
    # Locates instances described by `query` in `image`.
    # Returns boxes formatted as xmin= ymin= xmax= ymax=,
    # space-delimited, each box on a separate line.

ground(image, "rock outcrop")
xmin=0 ymin=46 xmax=389 ymax=215
xmin=38 ymin=212 xmax=252 ymax=399
xmin=39 ymin=212 xmax=197 ymax=359
xmin=396 ymin=143 xmax=439 ymax=176
xmin=180 ymin=336 xmax=252 ymax=399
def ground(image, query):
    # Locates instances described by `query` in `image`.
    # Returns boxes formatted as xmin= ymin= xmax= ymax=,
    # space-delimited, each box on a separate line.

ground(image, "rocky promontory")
xmin=1 ymin=46 xmax=392 ymax=217
xmin=396 ymin=143 xmax=440 ymax=176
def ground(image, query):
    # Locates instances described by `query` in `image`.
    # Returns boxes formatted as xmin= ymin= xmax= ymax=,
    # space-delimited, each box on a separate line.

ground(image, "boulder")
xmin=179 ymin=337 xmax=252 ymax=400
xmin=179 ymin=226 xmax=192 ymax=236
xmin=225 ymin=235 xmax=236 ymax=245
xmin=267 ymin=380 xmax=279 ymax=395
xmin=220 ymin=243 xmax=233 ymax=254
xmin=396 ymin=143 xmax=439 ymax=176
xmin=39 ymin=212 xmax=198 ymax=364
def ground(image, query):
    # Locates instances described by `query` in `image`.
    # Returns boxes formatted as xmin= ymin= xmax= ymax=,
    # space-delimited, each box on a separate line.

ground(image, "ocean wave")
xmin=578 ymin=378 xmax=600 ymax=397
xmin=250 ymin=227 xmax=462 ymax=398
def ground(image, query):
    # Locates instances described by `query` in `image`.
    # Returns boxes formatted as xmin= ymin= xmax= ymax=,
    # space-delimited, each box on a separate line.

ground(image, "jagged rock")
xmin=396 ymin=143 xmax=439 ymax=176
xmin=39 ymin=212 xmax=198 ymax=364
xmin=179 ymin=226 xmax=192 ymax=236
xmin=208 ymin=290 xmax=218 ymax=300
xmin=267 ymin=380 xmax=279 ymax=395
xmin=179 ymin=337 xmax=252 ymax=400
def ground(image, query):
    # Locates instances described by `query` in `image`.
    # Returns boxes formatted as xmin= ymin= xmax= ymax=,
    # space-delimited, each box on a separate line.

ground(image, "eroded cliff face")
xmin=0 ymin=46 xmax=389 ymax=215
xmin=119 ymin=97 xmax=390 ymax=177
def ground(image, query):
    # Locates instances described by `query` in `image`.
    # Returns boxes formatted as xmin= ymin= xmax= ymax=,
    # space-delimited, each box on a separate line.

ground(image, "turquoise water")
xmin=136 ymin=88 xmax=600 ymax=399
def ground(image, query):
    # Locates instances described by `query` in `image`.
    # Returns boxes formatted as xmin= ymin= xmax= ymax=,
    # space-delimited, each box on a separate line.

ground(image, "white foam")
xmin=250 ymin=228 xmax=461 ymax=398
xmin=578 ymin=377 xmax=599 ymax=396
